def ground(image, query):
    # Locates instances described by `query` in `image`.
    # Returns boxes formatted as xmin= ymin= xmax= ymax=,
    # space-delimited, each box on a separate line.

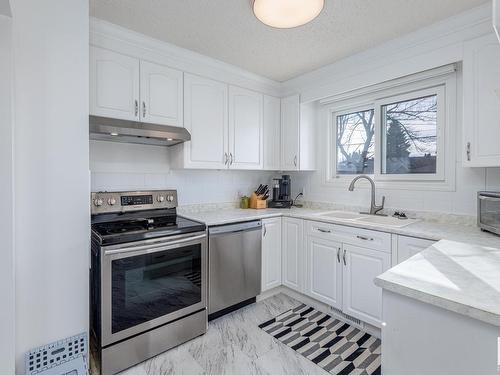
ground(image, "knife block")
xmin=249 ymin=192 xmax=267 ymax=209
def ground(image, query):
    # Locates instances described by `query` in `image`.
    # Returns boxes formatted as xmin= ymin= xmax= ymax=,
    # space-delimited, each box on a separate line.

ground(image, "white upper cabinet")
xmin=397 ymin=235 xmax=435 ymax=264
xmin=176 ymin=73 xmax=228 ymax=169
xmin=140 ymin=60 xmax=183 ymax=127
xmin=228 ymin=86 xmax=263 ymax=169
xmin=90 ymin=47 xmax=140 ymax=121
xmin=262 ymin=218 xmax=282 ymax=292
xmin=263 ymin=95 xmax=281 ymax=170
xmin=342 ymin=244 xmax=390 ymax=327
xmin=305 ymin=235 xmax=343 ymax=310
xmin=90 ymin=47 xmax=183 ymax=127
xmin=282 ymin=217 xmax=304 ymax=292
xmin=463 ymin=34 xmax=500 ymax=167
xmin=281 ymin=94 xmax=300 ymax=170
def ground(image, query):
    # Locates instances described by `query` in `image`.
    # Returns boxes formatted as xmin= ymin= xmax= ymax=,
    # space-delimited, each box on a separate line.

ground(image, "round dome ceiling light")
xmin=253 ymin=0 xmax=324 ymax=29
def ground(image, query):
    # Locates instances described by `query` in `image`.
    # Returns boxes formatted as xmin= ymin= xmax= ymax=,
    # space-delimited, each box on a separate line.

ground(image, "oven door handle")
xmin=104 ymin=234 xmax=206 ymax=256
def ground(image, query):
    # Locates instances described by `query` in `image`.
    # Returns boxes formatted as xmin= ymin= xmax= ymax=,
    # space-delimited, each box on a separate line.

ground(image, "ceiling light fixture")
xmin=253 ymin=0 xmax=324 ymax=29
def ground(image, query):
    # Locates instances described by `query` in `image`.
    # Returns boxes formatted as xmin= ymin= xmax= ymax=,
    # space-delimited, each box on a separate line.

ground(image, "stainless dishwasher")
xmin=208 ymin=220 xmax=262 ymax=316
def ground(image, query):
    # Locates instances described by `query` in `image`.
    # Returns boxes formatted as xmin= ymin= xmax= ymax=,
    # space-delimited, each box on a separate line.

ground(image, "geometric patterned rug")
xmin=259 ymin=304 xmax=381 ymax=375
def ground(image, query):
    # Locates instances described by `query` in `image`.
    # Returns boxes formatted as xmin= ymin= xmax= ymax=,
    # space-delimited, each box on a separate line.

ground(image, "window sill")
xmin=324 ymin=175 xmax=455 ymax=192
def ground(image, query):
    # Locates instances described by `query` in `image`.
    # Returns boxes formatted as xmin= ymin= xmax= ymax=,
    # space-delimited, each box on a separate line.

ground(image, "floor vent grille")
xmin=329 ymin=306 xmax=363 ymax=327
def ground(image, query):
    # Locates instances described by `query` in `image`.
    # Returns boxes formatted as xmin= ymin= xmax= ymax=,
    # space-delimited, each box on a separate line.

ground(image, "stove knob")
xmin=157 ymin=195 xmax=165 ymax=203
xmin=94 ymin=198 xmax=104 ymax=207
xmin=168 ymin=195 xmax=175 ymax=202
xmin=107 ymin=198 xmax=116 ymax=206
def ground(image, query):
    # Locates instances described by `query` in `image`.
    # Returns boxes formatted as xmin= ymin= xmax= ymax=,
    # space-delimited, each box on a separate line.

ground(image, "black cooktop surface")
xmin=91 ymin=209 xmax=206 ymax=246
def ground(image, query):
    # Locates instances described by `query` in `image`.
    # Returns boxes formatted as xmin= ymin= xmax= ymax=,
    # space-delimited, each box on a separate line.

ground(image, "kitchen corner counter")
xmin=180 ymin=207 xmax=500 ymax=248
xmin=375 ymin=240 xmax=500 ymax=327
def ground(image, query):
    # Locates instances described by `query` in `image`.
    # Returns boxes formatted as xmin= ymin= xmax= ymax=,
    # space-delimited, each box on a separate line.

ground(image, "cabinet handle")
xmin=142 ymin=101 xmax=146 ymax=117
xmin=317 ymin=228 xmax=331 ymax=233
xmin=229 ymin=153 xmax=233 ymax=165
xmin=263 ymin=224 xmax=267 ymax=237
xmin=135 ymin=100 xmax=138 ymax=117
xmin=224 ymin=153 xmax=228 ymax=165
xmin=466 ymin=142 xmax=471 ymax=162
xmin=343 ymin=249 xmax=347 ymax=266
xmin=336 ymin=247 xmax=341 ymax=263
xmin=356 ymin=235 xmax=373 ymax=241
xmin=293 ymin=155 xmax=297 ymax=167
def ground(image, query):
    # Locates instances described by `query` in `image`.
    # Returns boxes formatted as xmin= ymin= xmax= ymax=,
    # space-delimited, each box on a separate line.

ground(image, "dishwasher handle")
xmin=209 ymin=220 xmax=262 ymax=235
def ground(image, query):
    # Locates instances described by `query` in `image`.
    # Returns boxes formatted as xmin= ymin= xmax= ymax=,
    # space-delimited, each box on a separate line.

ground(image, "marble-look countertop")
xmin=375 ymin=240 xmax=500 ymax=327
xmin=180 ymin=207 xmax=500 ymax=248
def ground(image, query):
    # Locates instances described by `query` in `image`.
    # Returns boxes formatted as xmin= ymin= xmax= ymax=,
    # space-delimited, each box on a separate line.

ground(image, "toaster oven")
xmin=478 ymin=191 xmax=500 ymax=235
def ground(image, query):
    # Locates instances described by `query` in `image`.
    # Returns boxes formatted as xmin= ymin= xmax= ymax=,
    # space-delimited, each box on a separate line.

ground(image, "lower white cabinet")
xmin=303 ymin=220 xmax=391 ymax=328
xmin=261 ymin=218 xmax=282 ymax=292
xmin=282 ymin=217 xmax=304 ymax=292
xmin=305 ymin=236 xmax=342 ymax=310
xmin=397 ymin=235 xmax=435 ymax=263
xmin=342 ymin=244 xmax=391 ymax=327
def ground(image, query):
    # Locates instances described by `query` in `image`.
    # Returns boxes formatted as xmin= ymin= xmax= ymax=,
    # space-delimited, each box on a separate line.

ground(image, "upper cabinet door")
xmin=140 ymin=61 xmax=183 ymax=127
xmin=263 ymin=95 xmax=281 ymax=170
xmin=228 ymin=86 xmax=264 ymax=170
xmin=463 ymin=34 xmax=500 ymax=167
xmin=90 ymin=47 xmax=140 ymax=121
xmin=281 ymin=94 xmax=300 ymax=170
xmin=183 ymin=74 xmax=228 ymax=169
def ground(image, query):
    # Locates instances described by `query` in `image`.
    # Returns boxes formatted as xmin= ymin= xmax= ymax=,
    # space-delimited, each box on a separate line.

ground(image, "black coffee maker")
xmin=269 ymin=175 xmax=293 ymax=208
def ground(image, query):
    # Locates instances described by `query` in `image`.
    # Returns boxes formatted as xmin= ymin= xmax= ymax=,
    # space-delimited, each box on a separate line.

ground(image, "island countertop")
xmin=375 ymin=239 xmax=500 ymax=327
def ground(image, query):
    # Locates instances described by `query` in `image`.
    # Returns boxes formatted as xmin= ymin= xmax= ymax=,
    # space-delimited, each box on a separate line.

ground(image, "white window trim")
xmin=325 ymin=67 xmax=457 ymax=191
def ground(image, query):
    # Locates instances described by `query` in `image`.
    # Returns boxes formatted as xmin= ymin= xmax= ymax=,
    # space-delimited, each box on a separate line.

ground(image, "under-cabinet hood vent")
xmin=89 ymin=115 xmax=191 ymax=147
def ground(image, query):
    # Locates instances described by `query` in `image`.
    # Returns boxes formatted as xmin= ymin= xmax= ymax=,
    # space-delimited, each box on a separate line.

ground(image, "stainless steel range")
xmin=90 ymin=190 xmax=207 ymax=375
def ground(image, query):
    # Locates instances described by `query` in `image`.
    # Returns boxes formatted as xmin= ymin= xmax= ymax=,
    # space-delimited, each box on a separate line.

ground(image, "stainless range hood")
xmin=89 ymin=115 xmax=191 ymax=146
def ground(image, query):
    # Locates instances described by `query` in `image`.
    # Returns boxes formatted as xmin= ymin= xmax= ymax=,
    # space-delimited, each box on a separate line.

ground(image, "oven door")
xmin=478 ymin=193 xmax=500 ymax=235
xmin=100 ymin=232 xmax=207 ymax=346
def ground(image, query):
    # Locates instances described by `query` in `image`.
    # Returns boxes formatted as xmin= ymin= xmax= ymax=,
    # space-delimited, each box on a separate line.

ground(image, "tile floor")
xmin=117 ymin=293 xmax=331 ymax=375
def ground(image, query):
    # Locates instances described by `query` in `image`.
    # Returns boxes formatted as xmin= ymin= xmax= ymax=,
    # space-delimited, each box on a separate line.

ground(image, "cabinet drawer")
xmin=306 ymin=220 xmax=391 ymax=253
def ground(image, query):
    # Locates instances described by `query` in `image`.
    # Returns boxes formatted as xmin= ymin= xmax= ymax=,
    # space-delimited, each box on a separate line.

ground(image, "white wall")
xmin=0 ymin=7 xmax=15 ymax=375
xmin=282 ymin=4 xmax=500 ymax=217
xmin=90 ymin=141 xmax=307 ymax=205
xmin=11 ymin=0 xmax=89 ymax=373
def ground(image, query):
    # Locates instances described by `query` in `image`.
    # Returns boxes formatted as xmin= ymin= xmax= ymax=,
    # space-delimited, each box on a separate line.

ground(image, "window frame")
xmin=374 ymin=85 xmax=445 ymax=182
xmin=325 ymin=68 xmax=457 ymax=191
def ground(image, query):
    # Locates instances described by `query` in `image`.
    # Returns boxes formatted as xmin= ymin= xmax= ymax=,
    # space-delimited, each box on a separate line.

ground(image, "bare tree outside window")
xmin=382 ymin=95 xmax=437 ymax=174
xmin=335 ymin=94 xmax=438 ymax=176
xmin=336 ymin=109 xmax=374 ymax=174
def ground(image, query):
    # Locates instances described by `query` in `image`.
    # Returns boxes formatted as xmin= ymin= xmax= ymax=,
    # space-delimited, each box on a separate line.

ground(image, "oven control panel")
xmin=91 ymin=190 xmax=178 ymax=214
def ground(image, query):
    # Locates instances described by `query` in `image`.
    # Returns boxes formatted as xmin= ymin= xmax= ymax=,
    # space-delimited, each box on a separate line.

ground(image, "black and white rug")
xmin=259 ymin=304 xmax=381 ymax=375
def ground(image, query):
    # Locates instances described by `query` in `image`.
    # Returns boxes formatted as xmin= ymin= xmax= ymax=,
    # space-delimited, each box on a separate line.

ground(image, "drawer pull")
xmin=317 ymin=228 xmax=331 ymax=233
xmin=336 ymin=247 xmax=341 ymax=263
xmin=357 ymin=235 xmax=373 ymax=241
xmin=343 ymin=249 xmax=347 ymax=266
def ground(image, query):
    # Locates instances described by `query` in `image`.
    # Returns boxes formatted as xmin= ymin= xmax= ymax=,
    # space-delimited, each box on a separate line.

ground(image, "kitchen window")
xmin=327 ymin=66 xmax=456 ymax=190
xmin=336 ymin=108 xmax=375 ymax=175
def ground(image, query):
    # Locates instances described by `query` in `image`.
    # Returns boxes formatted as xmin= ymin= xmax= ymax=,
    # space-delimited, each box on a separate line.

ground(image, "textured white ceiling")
xmin=90 ymin=0 xmax=488 ymax=82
